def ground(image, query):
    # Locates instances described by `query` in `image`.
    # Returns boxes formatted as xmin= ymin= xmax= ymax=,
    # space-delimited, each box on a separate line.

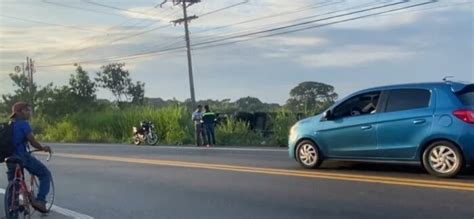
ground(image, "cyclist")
xmin=5 ymin=102 xmax=52 ymax=213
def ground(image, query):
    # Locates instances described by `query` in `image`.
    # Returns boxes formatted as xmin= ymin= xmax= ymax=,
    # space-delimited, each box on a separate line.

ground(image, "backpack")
xmin=0 ymin=121 xmax=14 ymax=163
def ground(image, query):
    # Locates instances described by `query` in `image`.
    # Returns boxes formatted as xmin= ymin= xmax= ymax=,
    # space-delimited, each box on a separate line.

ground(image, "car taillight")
xmin=453 ymin=110 xmax=474 ymax=124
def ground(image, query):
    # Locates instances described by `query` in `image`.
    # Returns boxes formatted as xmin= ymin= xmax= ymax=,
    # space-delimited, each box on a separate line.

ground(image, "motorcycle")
xmin=132 ymin=121 xmax=159 ymax=145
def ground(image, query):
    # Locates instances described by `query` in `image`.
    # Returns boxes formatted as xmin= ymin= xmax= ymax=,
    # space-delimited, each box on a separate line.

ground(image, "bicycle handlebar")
xmin=29 ymin=149 xmax=52 ymax=162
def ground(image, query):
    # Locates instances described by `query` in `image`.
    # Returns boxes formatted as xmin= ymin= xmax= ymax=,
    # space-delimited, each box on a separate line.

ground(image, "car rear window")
xmin=385 ymin=89 xmax=431 ymax=112
xmin=456 ymin=84 xmax=474 ymax=106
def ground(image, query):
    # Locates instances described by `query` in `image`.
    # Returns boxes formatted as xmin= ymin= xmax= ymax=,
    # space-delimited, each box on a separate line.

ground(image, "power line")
xmin=41 ymin=0 xmax=124 ymax=17
xmin=37 ymin=0 xmax=441 ymax=68
xmin=81 ymin=0 xmax=165 ymax=18
xmin=190 ymin=0 xmax=354 ymax=43
xmin=0 ymin=14 xmax=107 ymax=33
xmin=198 ymin=0 xmax=249 ymax=17
xmin=40 ymin=4 xmax=179 ymax=62
xmin=192 ymin=0 xmax=439 ymax=52
xmin=141 ymin=0 xmax=340 ymax=54
xmin=41 ymin=1 xmax=252 ymax=63
xmin=75 ymin=1 xmax=252 ymax=51
xmin=35 ymin=0 xmax=391 ymax=66
xmin=188 ymin=0 xmax=409 ymax=50
xmin=35 ymin=0 xmax=409 ymax=67
xmin=192 ymin=0 xmax=339 ymax=36
xmin=377 ymin=0 xmax=472 ymax=16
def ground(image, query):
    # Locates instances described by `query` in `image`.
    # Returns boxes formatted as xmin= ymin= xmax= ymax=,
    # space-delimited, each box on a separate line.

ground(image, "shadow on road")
xmin=302 ymin=161 xmax=474 ymax=180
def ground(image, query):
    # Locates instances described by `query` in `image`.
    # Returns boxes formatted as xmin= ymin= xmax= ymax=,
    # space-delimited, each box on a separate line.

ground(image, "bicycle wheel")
xmin=4 ymin=181 xmax=20 ymax=219
xmin=28 ymin=173 xmax=55 ymax=212
xmin=27 ymin=173 xmax=54 ymax=213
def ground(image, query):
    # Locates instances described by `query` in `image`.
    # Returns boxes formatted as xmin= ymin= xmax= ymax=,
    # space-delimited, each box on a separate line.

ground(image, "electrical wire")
xmin=0 ymin=14 xmax=107 ymax=33
xmin=37 ymin=0 xmax=443 ymax=68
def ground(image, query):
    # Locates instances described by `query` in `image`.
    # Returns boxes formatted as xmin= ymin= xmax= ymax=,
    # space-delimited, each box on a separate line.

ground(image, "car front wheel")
xmin=422 ymin=141 xmax=463 ymax=178
xmin=296 ymin=140 xmax=322 ymax=169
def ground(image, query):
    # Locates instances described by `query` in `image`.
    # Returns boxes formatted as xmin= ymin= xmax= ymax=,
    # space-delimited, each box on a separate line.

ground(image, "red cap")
xmin=10 ymin=102 xmax=29 ymax=119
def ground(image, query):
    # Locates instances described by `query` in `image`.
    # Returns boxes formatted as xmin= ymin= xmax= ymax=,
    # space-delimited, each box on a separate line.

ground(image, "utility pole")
xmin=25 ymin=57 xmax=35 ymax=116
xmin=162 ymin=0 xmax=200 ymax=106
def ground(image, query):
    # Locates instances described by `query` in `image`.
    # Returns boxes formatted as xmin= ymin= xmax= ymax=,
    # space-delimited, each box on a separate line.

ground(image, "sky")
xmin=0 ymin=0 xmax=473 ymax=104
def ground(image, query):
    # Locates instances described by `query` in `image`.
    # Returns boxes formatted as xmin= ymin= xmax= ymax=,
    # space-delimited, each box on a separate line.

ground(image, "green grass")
xmin=216 ymin=118 xmax=268 ymax=146
xmin=39 ymin=105 xmax=194 ymax=144
xmin=29 ymin=106 xmax=302 ymax=147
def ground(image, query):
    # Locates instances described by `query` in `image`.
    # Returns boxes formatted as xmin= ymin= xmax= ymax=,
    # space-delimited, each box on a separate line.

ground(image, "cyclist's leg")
xmin=24 ymin=155 xmax=51 ymax=202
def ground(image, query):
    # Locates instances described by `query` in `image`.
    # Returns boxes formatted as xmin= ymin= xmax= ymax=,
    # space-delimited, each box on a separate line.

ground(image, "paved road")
xmin=1 ymin=143 xmax=473 ymax=219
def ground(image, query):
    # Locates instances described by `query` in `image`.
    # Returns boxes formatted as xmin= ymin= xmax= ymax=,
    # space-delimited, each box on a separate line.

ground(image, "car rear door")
xmin=375 ymin=88 xmax=435 ymax=159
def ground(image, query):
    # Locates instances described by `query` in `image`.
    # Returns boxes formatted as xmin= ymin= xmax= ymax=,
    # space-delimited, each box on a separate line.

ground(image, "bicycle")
xmin=4 ymin=150 xmax=55 ymax=219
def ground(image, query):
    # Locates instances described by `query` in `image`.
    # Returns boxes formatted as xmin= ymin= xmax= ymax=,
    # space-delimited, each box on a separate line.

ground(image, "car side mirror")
xmin=323 ymin=110 xmax=333 ymax=120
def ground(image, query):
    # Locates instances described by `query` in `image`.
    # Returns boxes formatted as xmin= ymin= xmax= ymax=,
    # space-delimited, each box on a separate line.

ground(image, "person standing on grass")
xmin=5 ymin=102 xmax=53 ymax=213
xmin=202 ymin=105 xmax=217 ymax=147
xmin=192 ymin=105 xmax=204 ymax=146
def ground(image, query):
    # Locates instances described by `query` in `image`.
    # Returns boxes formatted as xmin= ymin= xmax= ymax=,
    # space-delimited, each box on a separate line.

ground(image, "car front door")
xmin=375 ymin=88 xmax=435 ymax=159
xmin=318 ymin=91 xmax=381 ymax=158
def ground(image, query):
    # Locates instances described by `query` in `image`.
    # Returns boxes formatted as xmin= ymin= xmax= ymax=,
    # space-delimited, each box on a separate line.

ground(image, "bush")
xmin=271 ymin=111 xmax=298 ymax=146
xmin=39 ymin=105 xmax=194 ymax=144
xmin=31 ymin=106 xmax=303 ymax=147
xmin=216 ymin=119 xmax=267 ymax=146
xmin=41 ymin=120 xmax=80 ymax=142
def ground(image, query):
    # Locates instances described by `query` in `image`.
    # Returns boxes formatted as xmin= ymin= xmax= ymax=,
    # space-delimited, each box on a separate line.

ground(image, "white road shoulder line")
xmin=55 ymin=143 xmax=287 ymax=152
xmin=0 ymin=188 xmax=94 ymax=219
xmin=160 ymin=146 xmax=287 ymax=152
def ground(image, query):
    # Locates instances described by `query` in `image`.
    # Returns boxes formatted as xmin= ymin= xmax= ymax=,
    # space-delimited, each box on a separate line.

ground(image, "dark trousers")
xmin=204 ymin=123 xmax=216 ymax=145
xmin=195 ymin=124 xmax=204 ymax=146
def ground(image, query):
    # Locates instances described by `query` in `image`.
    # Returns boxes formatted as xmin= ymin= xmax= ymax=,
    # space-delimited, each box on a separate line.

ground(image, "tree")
xmin=1 ymin=73 xmax=76 ymax=119
xmin=69 ymin=65 xmax=96 ymax=105
xmin=285 ymin=81 xmax=338 ymax=114
xmin=95 ymin=63 xmax=145 ymax=105
xmin=35 ymin=85 xmax=76 ymax=118
xmin=235 ymin=96 xmax=264 ymax=112
xmin=1 ymin=73 xmax=38 ymax=114
xmin=128 ymin=81 xmax=145 ymax=104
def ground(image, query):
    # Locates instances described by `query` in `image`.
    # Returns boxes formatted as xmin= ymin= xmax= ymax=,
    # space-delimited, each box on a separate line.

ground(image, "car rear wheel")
xmin=296 ymin=140 xmax=322 ymax=169
xmin=422 ymin=141 xmax=463 ymax=178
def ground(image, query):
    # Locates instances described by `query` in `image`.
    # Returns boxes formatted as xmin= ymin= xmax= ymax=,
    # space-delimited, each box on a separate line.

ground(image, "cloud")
xmin=331 ymin=10 xmax=422 ymax=30
xmin=299 ymin=45 xmax=415 ymax=68
xmin=271 ymin=36 xmax=328 ymax=46
xmin=121 ymin=6 xmax=182 ymax=23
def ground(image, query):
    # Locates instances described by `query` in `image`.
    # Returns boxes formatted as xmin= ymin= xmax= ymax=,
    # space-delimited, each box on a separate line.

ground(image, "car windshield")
xmin=456 ymin=84 xmax=474 ymax=106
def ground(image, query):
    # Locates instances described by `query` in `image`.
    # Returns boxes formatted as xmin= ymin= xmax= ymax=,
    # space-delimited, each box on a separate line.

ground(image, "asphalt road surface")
xmin=1 ymin=143 xmax=473 ymax=219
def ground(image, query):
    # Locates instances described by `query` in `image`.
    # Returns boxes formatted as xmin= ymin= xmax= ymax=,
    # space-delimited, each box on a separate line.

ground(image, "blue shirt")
xmin=13 ymin=119 xmax=32 ymax=157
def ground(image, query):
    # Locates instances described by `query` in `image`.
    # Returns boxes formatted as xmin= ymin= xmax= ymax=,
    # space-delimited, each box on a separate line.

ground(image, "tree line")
xmin=1 ymin=63 xmax=339 ymax=120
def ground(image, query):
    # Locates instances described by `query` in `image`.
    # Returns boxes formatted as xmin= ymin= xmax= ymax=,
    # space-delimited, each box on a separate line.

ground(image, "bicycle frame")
xmin=5 ymin=150 xmax=52 ymax=218
xmin=8 ymin=163 xmax=33 ymax=217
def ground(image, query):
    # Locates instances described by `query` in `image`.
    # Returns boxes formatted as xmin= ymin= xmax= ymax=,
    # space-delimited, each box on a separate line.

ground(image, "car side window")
xmin=385 ymin=89 xmax=431 ymax=112
xmin=332 ymin=91 xmax=381 ymax=119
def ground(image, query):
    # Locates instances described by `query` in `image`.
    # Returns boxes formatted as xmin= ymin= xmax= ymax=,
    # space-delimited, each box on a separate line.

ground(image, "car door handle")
xmin=361 ymin=125 xmax=372 ymax=130
xmin=413 ymin=119 xmax=426 ymax=124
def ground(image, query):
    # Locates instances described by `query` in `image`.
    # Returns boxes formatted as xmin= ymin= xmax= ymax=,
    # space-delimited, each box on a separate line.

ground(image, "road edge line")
xmin=0 ymin=188 xmax=94 ymax=219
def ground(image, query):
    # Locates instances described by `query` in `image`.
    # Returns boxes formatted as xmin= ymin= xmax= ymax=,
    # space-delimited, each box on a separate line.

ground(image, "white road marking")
xmin=52 ymin=143 xmax=288 ymax=152
xmin=0 ymin=188 xmax=94 ymax=219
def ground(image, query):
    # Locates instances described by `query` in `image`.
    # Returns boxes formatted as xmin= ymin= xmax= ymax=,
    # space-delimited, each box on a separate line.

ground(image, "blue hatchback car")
xmin=288 ymin=82 xmax=474 ymax=178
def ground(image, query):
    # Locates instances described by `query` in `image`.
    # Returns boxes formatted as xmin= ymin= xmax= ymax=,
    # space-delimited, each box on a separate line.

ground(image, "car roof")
xmin=356 ymin=82 xmax=469 ymax=94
